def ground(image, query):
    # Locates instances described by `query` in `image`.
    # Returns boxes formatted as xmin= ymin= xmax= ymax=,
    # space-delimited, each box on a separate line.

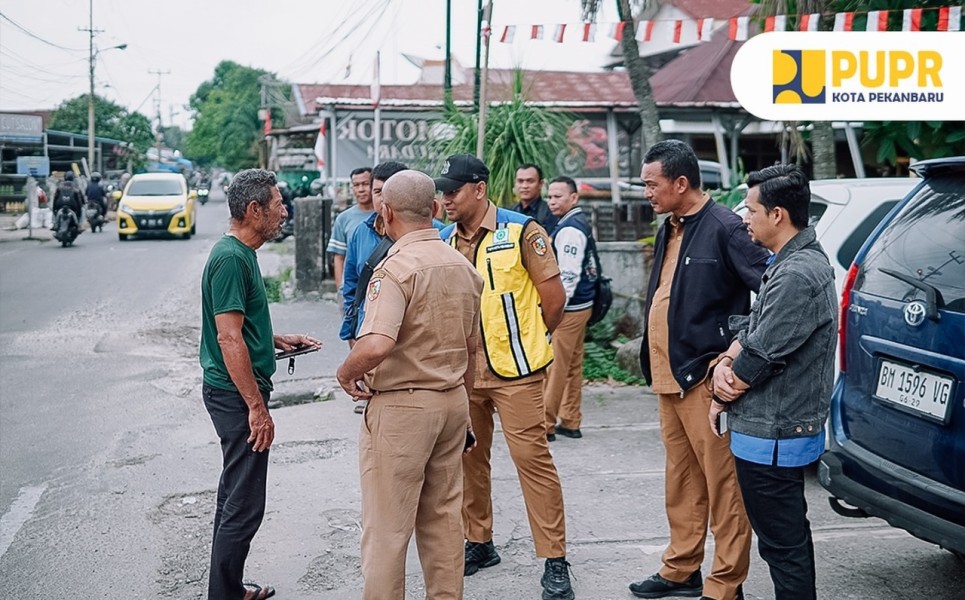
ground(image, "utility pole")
xmin=149 ymin=69 xmax=171 ymax=167
xmin=476 ymin=1 xmax=493 ymax=160
xmin=82 ymin=0 xmax=102 ymax=174
xmin=473 ymin=0 xmax=483 ymax=113
xmin=444 ymin=0 xmax=452 ymax=103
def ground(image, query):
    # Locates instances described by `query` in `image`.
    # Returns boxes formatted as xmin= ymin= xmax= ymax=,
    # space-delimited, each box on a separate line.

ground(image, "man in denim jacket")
xmin=711 ymin=164 xmax=837 ymax=600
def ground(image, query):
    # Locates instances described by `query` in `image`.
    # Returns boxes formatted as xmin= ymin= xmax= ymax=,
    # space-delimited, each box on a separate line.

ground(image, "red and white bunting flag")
xmin=866 ymin=10 xmax=889 ymax=31
xmin=531 ymin=24 xmax=544 ymax=40
xmin=553 ymin=24 xmax=566 ymax=43
xmin=500 ymin=25 xmax=515 ymax=43
xmin=765 ymin=15 xmax=787 ymax=32
xmin=672 ymin=20 xmax=683 ymax=43
xmin=729 ymin=16 xmax=749 ymax=41
xmin=938 ymin=6 xmax=962 ymax=31
xmin=902 ymin=8 xmax=923 ymax=31
xmin=313 ymin=120 xmax=327 ymax=171
xmin=611 ymin=21 xmax=627 ymax=41
xmin=582 ymin=22 xmax=597 ymax=42
xmin=697 ymin=17 xmax=714 ymax=41
xmin=833 ymin=12 xmax=854 ymax=32
xmin=635 ymin=20 xmax=655 ymax=42
xmin=800 ymin=13 xmax=820 ymax=32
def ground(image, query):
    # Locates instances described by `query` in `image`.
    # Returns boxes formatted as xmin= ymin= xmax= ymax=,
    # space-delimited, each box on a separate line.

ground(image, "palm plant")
xmin=425 ymin=69 xmax=574 ymax=206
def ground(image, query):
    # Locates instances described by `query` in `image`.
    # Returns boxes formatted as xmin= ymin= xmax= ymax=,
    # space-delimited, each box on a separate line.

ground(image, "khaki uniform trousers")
xmin=360 ymin=388 xmax=468 ymax=600
xmin=544 ymin=308 xmax=592 ymax=433
xmin=463 ymin=378 xmax=567 ymax=558
xmin=657 ymin=382 xmax=751 ymax=600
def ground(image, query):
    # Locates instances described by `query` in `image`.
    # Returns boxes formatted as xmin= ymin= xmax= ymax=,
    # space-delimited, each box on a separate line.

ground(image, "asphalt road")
xmin=0 ymin=186 xmax=962 ymax=599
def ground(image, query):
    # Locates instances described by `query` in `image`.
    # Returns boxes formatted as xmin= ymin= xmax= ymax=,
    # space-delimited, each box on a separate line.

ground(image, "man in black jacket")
xmin=628 ymin=140 xmax=769 ymax=600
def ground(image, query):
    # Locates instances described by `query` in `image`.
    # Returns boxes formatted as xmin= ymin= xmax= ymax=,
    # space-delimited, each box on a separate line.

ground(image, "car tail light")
xmin=839 ymin=263 xmax=859 ymax=373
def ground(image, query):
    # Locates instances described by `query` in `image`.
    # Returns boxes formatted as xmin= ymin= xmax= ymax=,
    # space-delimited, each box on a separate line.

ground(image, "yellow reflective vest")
xmin=444 ymin=208 xmax=554 ymax=380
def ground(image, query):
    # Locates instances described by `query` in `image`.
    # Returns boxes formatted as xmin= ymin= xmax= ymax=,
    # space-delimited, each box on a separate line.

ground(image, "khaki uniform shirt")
xmin=359 ymin=228 xmax=484 ymax=391
xmin=451 ymin=202 xmax=560 ymax=388
xmin=648 ymin=214 xmax=685 ymax=394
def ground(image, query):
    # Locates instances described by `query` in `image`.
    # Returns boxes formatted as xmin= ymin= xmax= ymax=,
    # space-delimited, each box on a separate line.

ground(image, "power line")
xmin=0 ymin=11 xmax=86 ymax=52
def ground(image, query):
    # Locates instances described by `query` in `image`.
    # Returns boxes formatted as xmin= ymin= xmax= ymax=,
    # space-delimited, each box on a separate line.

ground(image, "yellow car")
xmin=116 ymin=173 xmax=197 ymax=240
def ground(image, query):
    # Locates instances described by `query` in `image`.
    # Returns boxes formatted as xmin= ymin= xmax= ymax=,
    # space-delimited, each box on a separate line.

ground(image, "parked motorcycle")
xmin=86 ymin=203 xmax=106 ymax=232
xmin=53 ymin=206 xmax=80 ymax=247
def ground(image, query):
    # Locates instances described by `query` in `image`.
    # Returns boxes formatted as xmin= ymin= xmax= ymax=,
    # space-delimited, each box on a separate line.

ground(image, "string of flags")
xmin=494 ymin=5 xmax=963 ymax=46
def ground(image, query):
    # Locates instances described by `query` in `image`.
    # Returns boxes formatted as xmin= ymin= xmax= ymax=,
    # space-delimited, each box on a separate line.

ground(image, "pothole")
xmin=270 ymin=439 xmax=349 ymax=465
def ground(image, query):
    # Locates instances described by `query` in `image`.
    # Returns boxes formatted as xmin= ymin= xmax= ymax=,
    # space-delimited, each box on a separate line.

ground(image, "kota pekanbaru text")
xmin=831 ymin=91 xmax=945 ymax=103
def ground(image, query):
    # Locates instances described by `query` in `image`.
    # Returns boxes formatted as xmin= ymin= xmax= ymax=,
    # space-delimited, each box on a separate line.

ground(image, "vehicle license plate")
xmin=875 ymin=359 xmax=954 ymax=422
xmin=141 ymin=218 xmax=161 ymax=227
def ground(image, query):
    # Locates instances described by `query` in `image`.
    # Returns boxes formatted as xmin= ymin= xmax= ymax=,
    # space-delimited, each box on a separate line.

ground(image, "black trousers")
xmin=734 ymin=457 xmax=817 ymax=600
xmin=202 ymin=384 xmax=271 ymax=600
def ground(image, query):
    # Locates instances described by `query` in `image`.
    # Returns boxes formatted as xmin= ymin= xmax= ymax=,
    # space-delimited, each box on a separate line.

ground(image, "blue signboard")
xmin=16 ymin=156 xmax=51 ymax=177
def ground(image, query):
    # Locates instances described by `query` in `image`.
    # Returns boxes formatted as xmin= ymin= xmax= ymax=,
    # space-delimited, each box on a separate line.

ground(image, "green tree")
xmin=428 ymin=70 xmax=573 ymax=205
xmin=185 ymin=61 xmax=278 ymax=170
xmin=160 ymin=125 xmax=187 ymax=153
xmin=49 ymin=94 xmax=154 ymax=159
xmin=582 ymin=0 xmax=663 ymax=152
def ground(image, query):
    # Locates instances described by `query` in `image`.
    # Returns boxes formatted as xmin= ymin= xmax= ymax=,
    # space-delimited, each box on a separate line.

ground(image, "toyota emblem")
xmin=903 ymin=301 xmax=927 ymax=327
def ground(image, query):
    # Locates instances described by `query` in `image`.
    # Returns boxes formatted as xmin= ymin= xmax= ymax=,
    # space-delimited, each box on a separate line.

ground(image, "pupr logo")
xmin=773 ymin=50 xmax=826 ymax=103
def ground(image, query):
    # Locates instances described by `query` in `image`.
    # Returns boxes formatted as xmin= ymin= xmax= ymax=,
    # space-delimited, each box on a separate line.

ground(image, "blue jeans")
xmin=202 ymin=384 xmax=271 ymax=600
xmin=734 ymin=457 xmax=817 ymax=600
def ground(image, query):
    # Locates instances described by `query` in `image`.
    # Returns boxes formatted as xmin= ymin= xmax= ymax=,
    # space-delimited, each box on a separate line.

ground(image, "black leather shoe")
xmin=629 ymin=571 xmax=702 ymax=598
xmin=556 ymin=426 xmax=582 ymax=439
xmin=547 ymin=433 xmax=557 ymax=442
xmin=541 ymin=557 xmax=575 ymax=600
xmin=700 ymin=584 xmax=743 ymax=600
xmin=464 ymin=540 xmax=500 ymax=576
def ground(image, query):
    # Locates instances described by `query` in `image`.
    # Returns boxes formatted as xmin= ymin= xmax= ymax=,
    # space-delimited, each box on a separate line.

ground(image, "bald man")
xmin=337 ymin=170 xmax=484 ymax=600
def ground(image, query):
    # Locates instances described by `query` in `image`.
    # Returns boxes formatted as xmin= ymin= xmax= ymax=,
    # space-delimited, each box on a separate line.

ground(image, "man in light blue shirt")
xmin=327 ymin=167 xmax=373 ymax=295
xmin=711 ymin=164 xmax=837 ymax=600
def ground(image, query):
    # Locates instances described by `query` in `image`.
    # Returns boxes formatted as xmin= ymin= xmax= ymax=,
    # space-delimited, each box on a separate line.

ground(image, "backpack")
xmin=586 ymin=235 xmax=613 ymax=326
xmin=345 ymin=236 xmax=395 ymax=337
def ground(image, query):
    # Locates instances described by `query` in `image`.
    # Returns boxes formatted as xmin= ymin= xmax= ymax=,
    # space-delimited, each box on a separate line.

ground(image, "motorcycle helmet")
xmin=277 ymin=180 xmax=288 ymax=189
xmin=91 ymin=172 xmax=101 ymax=181
xmin=310 ymin=178 xmax=324 ymax=195
xmin=64 ymin=172 xmax=75 ymax=181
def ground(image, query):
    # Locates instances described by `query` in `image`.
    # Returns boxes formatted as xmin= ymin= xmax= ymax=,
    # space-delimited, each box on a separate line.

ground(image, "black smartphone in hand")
xmin=465 ymin=429 xmax=476 ymax=451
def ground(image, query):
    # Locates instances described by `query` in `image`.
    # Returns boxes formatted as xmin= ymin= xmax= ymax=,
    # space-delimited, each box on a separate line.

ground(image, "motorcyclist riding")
xmin=86 ymin=172 xmax=107 ymax=218
xmin=53 ymin=172 xmax=84 ymax=230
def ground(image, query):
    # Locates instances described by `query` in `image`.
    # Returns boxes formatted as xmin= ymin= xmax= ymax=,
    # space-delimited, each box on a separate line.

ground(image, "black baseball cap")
xmin=434 ymin=153 xmax=489 ymax=193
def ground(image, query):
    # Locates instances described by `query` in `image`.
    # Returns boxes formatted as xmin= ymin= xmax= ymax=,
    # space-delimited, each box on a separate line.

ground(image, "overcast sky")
xmin=1 ymin=0 xmax=621 ymax=129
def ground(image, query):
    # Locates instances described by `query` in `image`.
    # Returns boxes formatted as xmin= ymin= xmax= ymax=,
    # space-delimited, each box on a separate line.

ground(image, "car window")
xmin=127 ymin=180 xmax=183 ymax=196
xmin=855 ymin=175 xmax=965 ymax=312
xmin=807 ymin=200 xmax=828 ymax=227
xmin=836 ymin=200 xmax=898 ymax=270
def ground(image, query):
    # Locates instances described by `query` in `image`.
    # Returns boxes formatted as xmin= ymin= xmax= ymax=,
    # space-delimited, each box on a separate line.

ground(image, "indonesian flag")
xmin=582 ymin=22 xmax=597 ymax=42
xmin=800 ymin=13 xmax=820 ymax=32
xmin=866 ymin=10 xmax=888 ymax=32
xmin=635 ymin=20 xmax=654 ymax=42
xmin=672 ymin=20 xmax=683 ymax=43
xmin=765 ymin=15 xmax=787 ymax=32
xmin=939 ymin=6 xmax=962 ymax=31
xmin=553 ymin=24 xmax=566 ymax=43
xmin=729 ymin=16 xmax=749 ymax=41
xmin=833 ymin=12 xmax=854 ymax=32
xmin=610 ymin=21 xmax=627 ymax=41
xmin=313 ymin=120 xmax=327 ymax=171
xmin=370 ymin=51 xmax=380 ymax=108
xmin=531 ymin=24 xmax=544 ymax=40
xmin=263 ymin=110 xmax=272 ymax=135
xmin=500 ymin=25 xmax=515 ymax=43
xmin=902 ymin=8 xmax=923 ymax=31
xmin=697 ymin=18 xmax=714 ymax=41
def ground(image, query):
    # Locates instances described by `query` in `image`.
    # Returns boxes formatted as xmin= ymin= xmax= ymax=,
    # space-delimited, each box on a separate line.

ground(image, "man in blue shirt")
xmin=711 ymin=164 xmax=837 ymax=600
xmin=328 ymin=167 xmax=373 ymax=295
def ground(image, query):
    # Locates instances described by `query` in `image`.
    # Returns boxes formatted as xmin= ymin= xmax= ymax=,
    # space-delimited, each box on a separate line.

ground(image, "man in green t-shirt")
xmin=199 ymin=168 xmax=321 ymax=600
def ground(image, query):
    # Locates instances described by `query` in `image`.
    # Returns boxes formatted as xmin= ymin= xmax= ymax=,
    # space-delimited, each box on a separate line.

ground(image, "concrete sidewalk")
xmin=0 ymin=212 xmax=54 ymax=242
